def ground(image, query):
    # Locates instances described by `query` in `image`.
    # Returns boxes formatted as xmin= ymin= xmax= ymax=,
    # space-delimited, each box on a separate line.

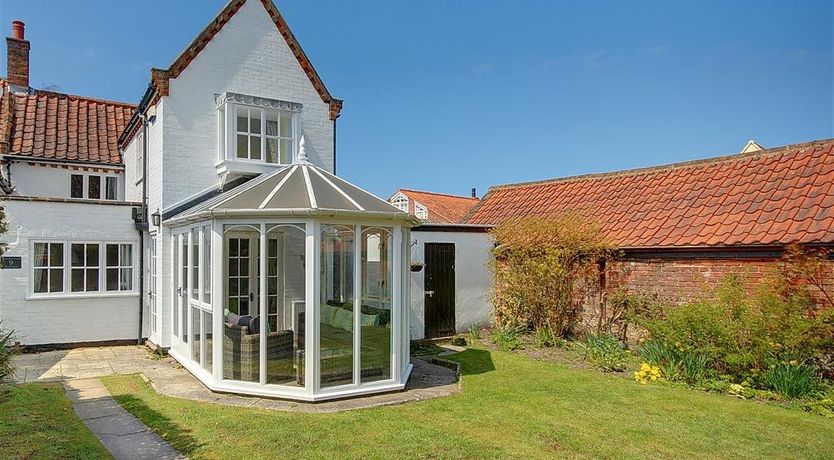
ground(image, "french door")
xmin=225 ymin=233 xmax=284 ymax=328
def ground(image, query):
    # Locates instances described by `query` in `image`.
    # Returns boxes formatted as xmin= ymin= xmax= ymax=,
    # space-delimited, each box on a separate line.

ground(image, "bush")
xmin=764 ymin=362 xmax=818 ymax=399
xmin=490 ymin=215 xmax=617 ymax=338
xmin=637 ymin=275 xmax=834 ymax=383
xmin=533 ymin=326 xmax=556 ymax=348
xmin=491 ymin=326 xmax=524 ymax=351
xmin=0 ymin=323 xmax=15 ymax=386
xmin=579 ymin=333 xmax=629 ymax=372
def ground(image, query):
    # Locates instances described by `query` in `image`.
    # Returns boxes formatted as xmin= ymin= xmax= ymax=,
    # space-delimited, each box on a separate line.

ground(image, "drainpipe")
xmin=136 ymin=113 xmax=149 ymax=345
xmin=332 ymin=117 xmax=337 ymax=174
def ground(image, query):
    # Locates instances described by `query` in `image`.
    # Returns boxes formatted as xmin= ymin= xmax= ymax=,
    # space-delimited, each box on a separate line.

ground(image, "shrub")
xmin=579 ymin=333 xmax=629 ymax=372
xmin=764 ymin=362 xmax=818 ymax=399
xmin=467 ymin=323 xmax=482 ymax=341
xmin=490 ymin=215 xmax=617 ymax=338
xmin=803 ymin=397 xmax=834 ymax=418
xmin=533 ymin=326 xmax=556 ymax=348
xmin=0 ymin=322 xmax=15 ymax=386
xmin=491 ymin=326 xmax=524 ymax=351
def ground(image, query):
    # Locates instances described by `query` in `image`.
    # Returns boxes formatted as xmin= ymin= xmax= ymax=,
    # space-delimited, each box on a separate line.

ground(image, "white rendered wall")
xmin=11 ymin=162 xmax=124 ymax=201
xmin=160 ymin=0 xmax=334 ymax=209
xmin=0 ymin=200 xmax=142 ymax=345
xmin=408 ymin=230 xmax=494 ymax=339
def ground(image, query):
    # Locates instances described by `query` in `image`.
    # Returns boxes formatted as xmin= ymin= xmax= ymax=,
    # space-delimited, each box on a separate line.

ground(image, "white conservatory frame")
xmin=165 ymin=217 xmax=412 ymax=402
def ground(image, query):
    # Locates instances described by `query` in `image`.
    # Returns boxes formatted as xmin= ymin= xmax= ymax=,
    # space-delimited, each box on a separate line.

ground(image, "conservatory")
xmin=164 ymin=147 xmax=417 ymax=401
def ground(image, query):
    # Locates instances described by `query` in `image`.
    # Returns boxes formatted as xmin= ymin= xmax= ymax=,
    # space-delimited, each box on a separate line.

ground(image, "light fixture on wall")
xmin=151 ymin=211 xmax=161 ymax=227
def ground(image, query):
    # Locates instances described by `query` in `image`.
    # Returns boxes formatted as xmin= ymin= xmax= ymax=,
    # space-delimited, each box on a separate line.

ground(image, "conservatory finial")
xmin=295 ymin=135 xmax=312 ymax=165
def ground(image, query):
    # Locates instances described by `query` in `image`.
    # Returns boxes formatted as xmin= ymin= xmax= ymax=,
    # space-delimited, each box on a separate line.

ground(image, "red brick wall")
xmin=606 ymin=257 xmax=834 ymax=306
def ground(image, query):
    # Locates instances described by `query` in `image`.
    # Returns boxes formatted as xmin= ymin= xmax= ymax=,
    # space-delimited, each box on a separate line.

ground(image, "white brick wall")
xmin=0 ymin=200 xmax=141 ymax=345
xmin=11 ymin=162 xmax=124 ymax=201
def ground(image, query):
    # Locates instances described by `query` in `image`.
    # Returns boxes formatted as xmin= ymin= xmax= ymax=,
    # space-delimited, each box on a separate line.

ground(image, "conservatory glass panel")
xmin=319 ymin=224 xmax=355 ymax=387
xmin=360 ymin=227 xmax=393 ymax=382
xmin=222 ymin=225 xmax=260 ymax=383
xmin=265 ymin=224 xmax=306 ymax=387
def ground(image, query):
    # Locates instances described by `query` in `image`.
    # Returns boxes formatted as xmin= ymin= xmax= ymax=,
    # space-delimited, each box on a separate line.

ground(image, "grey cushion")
xmin=238 ymin=315 xmax=253 ymax=328
xmin=226 ymin=312 xmax=241 ymax=325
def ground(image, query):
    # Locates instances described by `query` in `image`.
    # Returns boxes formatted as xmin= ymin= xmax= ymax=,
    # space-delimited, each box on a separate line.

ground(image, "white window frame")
xmin=233 ymin=105 xmax=297 ymax=164
xmin=391 ymin=193 xmax=409 ymax=213
xmin=28 ymin=240 xmax=137 ymax=299
xmin=69 ymin=172 xmax=119 ymax=201
xmin=69 ymin=242 xmax=101 ymax=293
xmin=32 ymin=241 xmax=65 ymax=295
xmin=414 ymin=202 xmax=429 ymax=220
xmin=105 ymin=243 xmax=135 ymax=293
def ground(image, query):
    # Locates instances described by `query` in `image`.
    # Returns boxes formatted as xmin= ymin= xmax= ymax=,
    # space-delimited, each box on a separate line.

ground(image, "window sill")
xmin=215 ymin=159 xmax=290 ymax=176
xmin=26 ymin=291 xmax=140 ymax=301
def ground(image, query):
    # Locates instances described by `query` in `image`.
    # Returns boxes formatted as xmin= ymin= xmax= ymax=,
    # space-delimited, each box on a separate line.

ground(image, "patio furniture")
xmin=223 ymin=322 xmax=293 ymax=382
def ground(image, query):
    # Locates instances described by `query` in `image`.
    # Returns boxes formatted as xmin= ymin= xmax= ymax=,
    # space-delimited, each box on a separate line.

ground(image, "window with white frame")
xmin=31 ymin=242 xmax=135 ymax=296
xmin=33 ymin=242 xmax=64 ymax=294
xmin=106 ymin=244 xmax=133 ymax=291
xmin=70 ymin=173 xmax=118 ymax=200
xmin=70 ymin=243 xmax=99 ymax=292
xmin=391 ymin=194 xmax=408 ymax=212
xmin=235 ymin=106 xmax=295 ymax=164
xmin=415 ymin=202 xmax=429 ymax=220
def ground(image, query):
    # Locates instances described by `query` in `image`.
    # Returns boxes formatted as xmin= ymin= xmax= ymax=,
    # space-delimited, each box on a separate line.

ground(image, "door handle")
xmin=249 ymin=293 xmax=254 ymax=301
xmin=426 ymin=290 xmax=434 ymax=297
xmin=177 ymin=287 xmax=182 ymax=295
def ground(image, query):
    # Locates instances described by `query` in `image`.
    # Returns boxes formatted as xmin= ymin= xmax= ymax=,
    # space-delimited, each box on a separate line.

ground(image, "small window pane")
xmin=88 ymin=176 xmax=101 ymax=199
xmin=250 ymin=111 xmax=261 ymax=134
xmin=120 ymin=268 xmax=133 ymax=290
xmin=87 ymin=245 xmax=99 ymax=266
xmin=106 ymin=244 xmax=118 ymax=266
xmin=106 ymin=268 xmax=119 ymax=290
xmin=50 ymin=243 xmax=63 ymax=266
xmin=71 ymin=269 xmax=85 ymax=292
xmin=237 ymin=134 xmax=248 ymax=159
xmin=87 ymin=269 xmax=99 ymax=291
xmin=266 ymin=138 xmax=278 ymax=164
xmin=105 ymin=177 xmax=117 ymax=200
xmin=49 ymin=269 xmax=63 ymax=292
xmin=34 ymin=269 xmax=48 ymax=293
xmin=237 ymin=112 xmax=248 ymax=133
xmin=280 ymin=113 xmax=292 ymax=137
xmin=266 ymin=112 xmax=279 ymax=136
xmin=33 ymin=243 xmax=48 ymax=267
xmin=71 ymin=244 xmax=84 ymax=267
xmin=280 ymin=139 xmax=292 ymax=164
xmin=70 ymin=174 xmax=84 ymax=198
xmin=120 ymin=245 xmax=132 ymax=266
xmin=250 ymin=136 xmax=261 ymax=160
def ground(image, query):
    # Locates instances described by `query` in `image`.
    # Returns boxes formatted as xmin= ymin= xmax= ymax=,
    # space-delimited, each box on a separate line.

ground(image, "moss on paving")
xmin=0 ymin=383 xmax=112 ymax=460
xmin=102 ymin=347 xmax=834 ymax=459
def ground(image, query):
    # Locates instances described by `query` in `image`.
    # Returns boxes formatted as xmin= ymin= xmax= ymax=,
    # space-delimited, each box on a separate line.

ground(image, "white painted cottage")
xmin=0 ymin=0 xmax=419 ymax=401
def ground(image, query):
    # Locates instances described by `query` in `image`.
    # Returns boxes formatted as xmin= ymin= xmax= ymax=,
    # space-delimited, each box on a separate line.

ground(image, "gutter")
xmin=164 ymin=208 xmax=420 ymax=227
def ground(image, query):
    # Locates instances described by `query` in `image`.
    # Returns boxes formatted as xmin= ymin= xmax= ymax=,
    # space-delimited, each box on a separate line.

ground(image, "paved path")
xmin=13 ymin=345 xmax=460 ymax=413
xmin=63 ymin=378 xmax=185 ymax=460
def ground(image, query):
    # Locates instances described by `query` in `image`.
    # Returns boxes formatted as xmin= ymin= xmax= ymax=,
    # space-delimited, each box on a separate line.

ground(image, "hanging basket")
xmin=410 ymin=261 xmax=424 ymax=272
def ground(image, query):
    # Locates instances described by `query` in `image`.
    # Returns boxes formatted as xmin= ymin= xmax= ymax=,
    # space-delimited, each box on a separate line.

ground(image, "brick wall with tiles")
xmin=606 ymin=257 xmax=834 ymax=307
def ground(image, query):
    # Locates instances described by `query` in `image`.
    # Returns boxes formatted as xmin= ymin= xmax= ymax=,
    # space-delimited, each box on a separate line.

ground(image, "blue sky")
xmin=1 ymin=0 xmax=831 ymax=198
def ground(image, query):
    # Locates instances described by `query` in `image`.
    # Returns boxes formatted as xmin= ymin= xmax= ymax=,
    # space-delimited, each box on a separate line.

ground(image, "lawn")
xmin=0 ymin=383 xmax=112 ymax=460
xmin=102 ymin=347 xmax=834 ymax=459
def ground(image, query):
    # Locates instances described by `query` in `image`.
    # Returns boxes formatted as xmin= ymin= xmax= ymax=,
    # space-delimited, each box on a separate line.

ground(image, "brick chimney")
xmin=6 ymin=20 xmax=30 ymax=88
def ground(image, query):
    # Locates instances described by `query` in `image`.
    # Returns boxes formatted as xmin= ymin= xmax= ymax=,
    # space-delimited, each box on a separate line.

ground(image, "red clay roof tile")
xmin=466 ymin=139 xmax=834 ymax=248
xmin=394 ymin=189 xmax=480 ymax=224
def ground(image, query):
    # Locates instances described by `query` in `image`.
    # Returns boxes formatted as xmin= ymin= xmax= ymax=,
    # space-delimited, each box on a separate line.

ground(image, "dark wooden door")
xmin=424 ymin=243 xmax=455 ymax=338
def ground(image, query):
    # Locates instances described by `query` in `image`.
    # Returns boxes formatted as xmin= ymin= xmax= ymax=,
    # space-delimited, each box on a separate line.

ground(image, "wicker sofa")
xmin=223 ymin=322 xmax=293 ymax=382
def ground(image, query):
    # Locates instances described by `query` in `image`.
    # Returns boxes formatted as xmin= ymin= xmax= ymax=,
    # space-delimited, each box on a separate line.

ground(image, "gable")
xmin=151 ymin=0 xmax=342 ymax=120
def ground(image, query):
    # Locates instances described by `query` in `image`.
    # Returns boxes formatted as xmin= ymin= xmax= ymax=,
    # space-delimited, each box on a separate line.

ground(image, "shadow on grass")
xmin=449 ymin=348 xmax=496 ymax=376
xmin=109 ymin=393 xmax=203 ymax=457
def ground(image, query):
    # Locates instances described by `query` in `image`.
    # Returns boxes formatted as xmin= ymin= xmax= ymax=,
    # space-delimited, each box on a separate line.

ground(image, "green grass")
xmin=102 ymin=348 xmax=834 ymax=459
xmin=0 ymin=383 xmax=112 ymax=460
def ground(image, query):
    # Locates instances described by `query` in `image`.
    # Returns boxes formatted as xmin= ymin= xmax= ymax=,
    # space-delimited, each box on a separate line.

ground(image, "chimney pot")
xmin=7 ymin=20 xmax=30 ymax=88
xmin=11 ymin=20 xmax=25 ymax=40
xmin=471 ymin=187 xmax=477 ymax=198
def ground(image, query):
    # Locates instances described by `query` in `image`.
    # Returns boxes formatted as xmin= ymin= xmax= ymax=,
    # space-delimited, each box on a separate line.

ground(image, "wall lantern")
xmin=151 ymin=211 xmax=161 ymax=227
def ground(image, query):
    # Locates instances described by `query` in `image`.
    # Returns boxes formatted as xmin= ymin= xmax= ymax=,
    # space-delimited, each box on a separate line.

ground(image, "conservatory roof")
xmin=167 ymin=144 xmax=413 ymax=225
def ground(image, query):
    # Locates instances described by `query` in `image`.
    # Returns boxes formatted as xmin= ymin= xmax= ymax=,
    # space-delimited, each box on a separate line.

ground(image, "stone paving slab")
xmin=14 ymin=345 xmax=461 ymax=413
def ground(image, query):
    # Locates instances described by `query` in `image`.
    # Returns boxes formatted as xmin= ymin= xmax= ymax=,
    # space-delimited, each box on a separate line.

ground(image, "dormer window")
xmin=217 ymin=92 xmax=302 ymax=175
xmin=415 ymin=203 xmax=429 ymax=220
xmin=392 ymin=194 xmax=409 ymax=212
